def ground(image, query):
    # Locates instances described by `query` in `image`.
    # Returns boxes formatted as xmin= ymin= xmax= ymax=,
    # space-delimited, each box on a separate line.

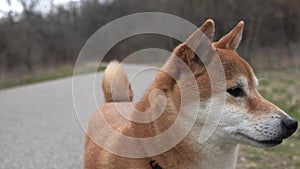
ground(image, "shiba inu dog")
xmin=83 ymin=19 xmax=298 ymax=169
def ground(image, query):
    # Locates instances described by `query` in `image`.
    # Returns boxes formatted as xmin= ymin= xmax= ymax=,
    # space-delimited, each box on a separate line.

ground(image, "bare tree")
xmin=0 ymin=0 xmax=299 ymax=77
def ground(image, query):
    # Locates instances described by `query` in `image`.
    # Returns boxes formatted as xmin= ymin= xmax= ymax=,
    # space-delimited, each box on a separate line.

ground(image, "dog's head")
xmin=172 ymin=19 xmax=298 ymax=148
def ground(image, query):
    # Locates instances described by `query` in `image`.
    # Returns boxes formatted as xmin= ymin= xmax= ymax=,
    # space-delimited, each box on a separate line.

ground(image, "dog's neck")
xmin=134 ymin=56 xmax=238 ymax=168
xmin=187 ymin=100 xmax=239 ymax=169
xmin=199 ymin=138 xmax=239 ymax=169
xmin=135 ymin=88 xmax=239 ymax=169
xmin=191 ymin=101 xmax=239 ymax=169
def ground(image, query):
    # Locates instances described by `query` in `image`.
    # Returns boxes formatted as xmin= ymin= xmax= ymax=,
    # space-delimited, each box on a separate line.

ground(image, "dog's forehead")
xmin=216 ymin=49 xmax=257 ymax=87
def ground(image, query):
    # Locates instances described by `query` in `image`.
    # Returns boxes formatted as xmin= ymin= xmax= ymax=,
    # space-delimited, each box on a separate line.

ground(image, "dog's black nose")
xmin=281 ymin=117 xmax=298 ymax=138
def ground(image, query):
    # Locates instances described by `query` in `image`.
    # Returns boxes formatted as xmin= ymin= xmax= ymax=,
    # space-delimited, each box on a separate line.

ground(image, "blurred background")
xmin=0 ymin=0 xmax=299 ymax=168
xmin=1 ymin=0 xmax=300 ymax=79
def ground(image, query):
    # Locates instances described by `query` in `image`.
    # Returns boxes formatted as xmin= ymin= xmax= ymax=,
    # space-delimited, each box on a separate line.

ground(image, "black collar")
xmin=150 ymin=160 xmax=163 ymax=169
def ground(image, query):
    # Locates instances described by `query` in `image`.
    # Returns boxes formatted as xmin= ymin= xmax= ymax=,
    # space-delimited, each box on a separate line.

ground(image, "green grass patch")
xmin=0 ymin=65 xmax=106 ymax=90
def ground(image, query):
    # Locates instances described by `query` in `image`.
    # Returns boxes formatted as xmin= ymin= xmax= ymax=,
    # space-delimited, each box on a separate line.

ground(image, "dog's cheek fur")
xmin=216 ymin=103 xmax=249 ymax=137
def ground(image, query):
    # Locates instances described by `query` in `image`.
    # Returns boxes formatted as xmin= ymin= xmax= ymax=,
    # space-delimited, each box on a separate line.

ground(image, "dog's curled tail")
xmin=102 ymin=60 xmax=133 ymax=102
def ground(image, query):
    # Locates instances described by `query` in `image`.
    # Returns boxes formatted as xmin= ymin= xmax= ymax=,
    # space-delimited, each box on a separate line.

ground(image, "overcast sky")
xmin=0 ymin=0 xmax=79 ymax=17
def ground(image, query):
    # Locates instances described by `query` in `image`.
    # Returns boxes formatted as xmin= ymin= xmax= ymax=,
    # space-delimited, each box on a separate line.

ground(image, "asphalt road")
xmin=0 ymin=64 xmax=157 ymax=169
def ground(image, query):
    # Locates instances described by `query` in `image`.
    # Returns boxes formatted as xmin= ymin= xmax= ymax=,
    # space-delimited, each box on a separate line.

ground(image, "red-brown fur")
xmin=83 ymin=19 xmax=297 ymax=169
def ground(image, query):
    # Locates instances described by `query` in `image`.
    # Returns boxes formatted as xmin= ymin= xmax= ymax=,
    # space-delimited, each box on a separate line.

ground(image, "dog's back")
xmin=84 ymin=60 xmax=200 ymax=168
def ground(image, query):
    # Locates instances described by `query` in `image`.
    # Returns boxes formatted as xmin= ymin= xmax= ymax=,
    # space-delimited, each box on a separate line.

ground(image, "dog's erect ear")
xmin=167 ymin=19 xmax=215 ymax=77
xmin=186 ymin=19 xmax=215 ymax=48
xmin=214 ymin=21 xmax=244 ymax=51
xmin=173 ymin=19 xmax=215 ymax=62
xmin=156 ymin=20 xmax=215 ymax=88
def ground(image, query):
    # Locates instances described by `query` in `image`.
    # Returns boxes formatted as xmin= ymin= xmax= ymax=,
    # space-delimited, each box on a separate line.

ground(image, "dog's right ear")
xmin=172 ymin=19 xmax=215 ymax=74
xmin=213 ymin=21 xmax=244 ymax=51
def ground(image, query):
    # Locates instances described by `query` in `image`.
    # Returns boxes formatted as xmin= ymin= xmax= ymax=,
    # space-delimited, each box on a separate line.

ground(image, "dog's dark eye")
xmin=226 ymin=86 xmax=244 ymax=97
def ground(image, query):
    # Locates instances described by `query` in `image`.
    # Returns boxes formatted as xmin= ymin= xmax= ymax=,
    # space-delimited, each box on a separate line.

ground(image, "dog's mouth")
xmin=236 ymin=133 xmax=282 ymax=147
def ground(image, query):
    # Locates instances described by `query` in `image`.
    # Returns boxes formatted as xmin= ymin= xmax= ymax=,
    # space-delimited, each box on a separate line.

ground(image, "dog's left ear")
xmin=186 ymin=19 xmax=215 ymax=48
xmin=214 ymin=21 xmax=244 ymax=50
xmin=172 ymin=19 xmax=215 ymax=73
xmin=156 ymin=20 xmax=215 ymax=88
